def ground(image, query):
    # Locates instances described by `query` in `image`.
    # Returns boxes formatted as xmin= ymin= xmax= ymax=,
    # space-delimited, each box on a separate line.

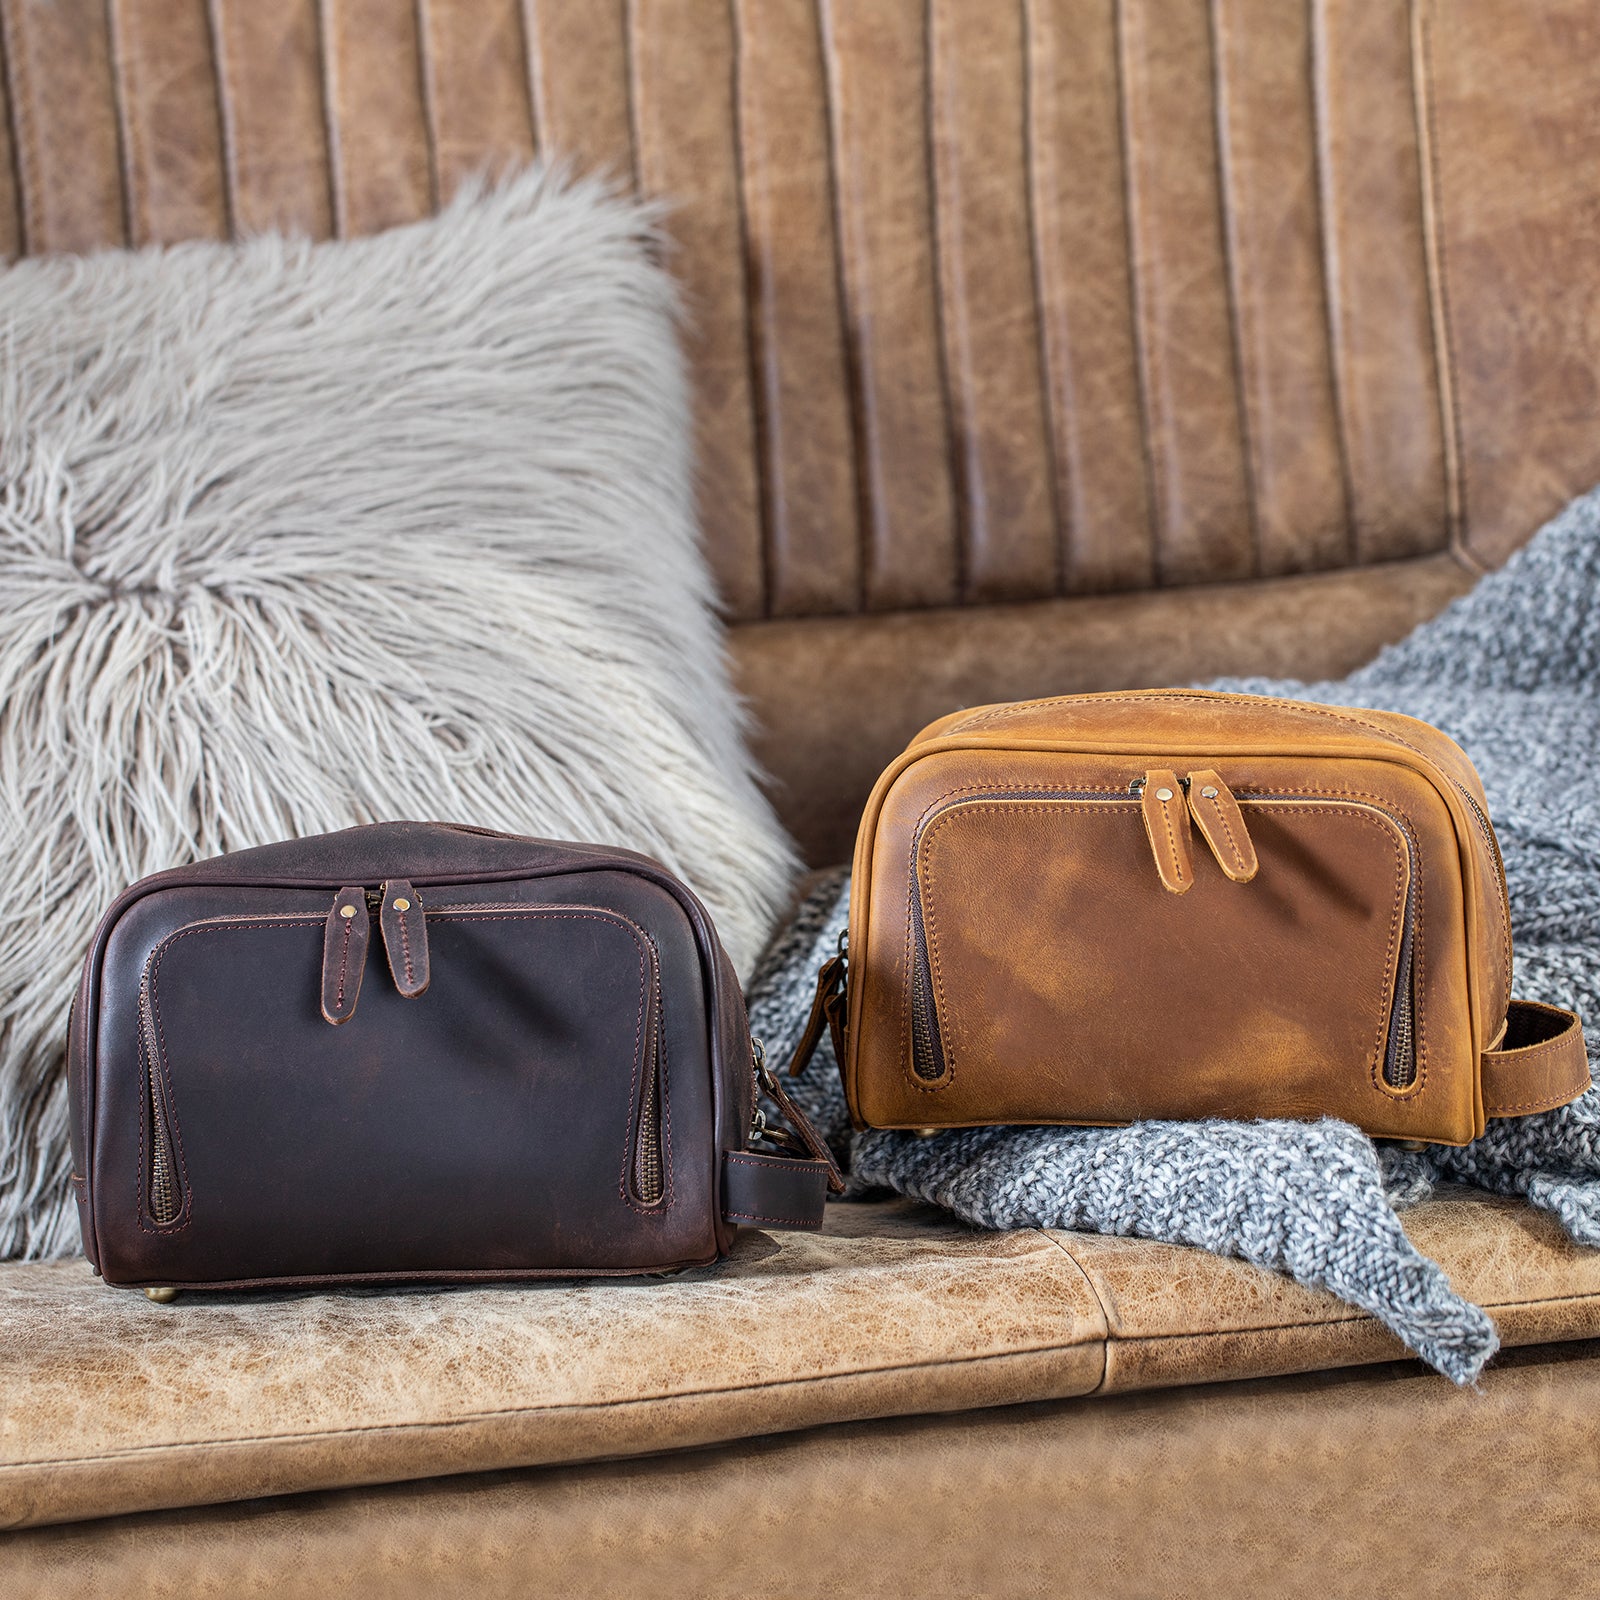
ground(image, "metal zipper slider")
xmin=1185 ymin=770 xmax=1259 ymax=883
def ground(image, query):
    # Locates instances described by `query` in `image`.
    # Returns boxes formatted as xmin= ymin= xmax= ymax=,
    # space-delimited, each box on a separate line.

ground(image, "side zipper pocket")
xmin=140 ymin=971 xmax=186 ymax=1228
xmin=633 ymin=963 xmax=667 ymax=1207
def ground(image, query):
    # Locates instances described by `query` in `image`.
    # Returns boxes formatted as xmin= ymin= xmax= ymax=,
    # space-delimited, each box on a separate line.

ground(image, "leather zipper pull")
xmin=786 ymin=950 xmax=849 ymax=1077
xmin=1139 ymin=770 xmax=1194 ymax=894
xmin=321 ymin=887 xmax=371 ymax=1025
xmin=1186 ymin=770 xmax=1259 ymax=883
xmin=378 ymin=879 xmax=430 ymax=998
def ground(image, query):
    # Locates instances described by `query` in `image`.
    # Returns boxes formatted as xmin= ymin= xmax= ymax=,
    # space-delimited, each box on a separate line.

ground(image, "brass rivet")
xmin=339 ymin=904 xmax=357 ymax=919
xmin=913 ymin=1127 xmax=941 ymax=1139
xmin=1201 ymin=786 xmax=1219 ymax=799
xmin=144 ymin=1286 xmax=179 ymax=1304
xmin=1155 ymin=787 xmax=1173 ymax=802
xmin=392 ymin=897 xmax=411 ymax=912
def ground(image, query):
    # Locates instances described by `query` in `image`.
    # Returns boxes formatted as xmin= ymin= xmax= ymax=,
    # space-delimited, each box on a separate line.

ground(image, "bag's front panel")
xmin=90 ymin=873 xmax=719 ymax=1286
xmin=850 ymin=748 xmax=1479 ymax=1142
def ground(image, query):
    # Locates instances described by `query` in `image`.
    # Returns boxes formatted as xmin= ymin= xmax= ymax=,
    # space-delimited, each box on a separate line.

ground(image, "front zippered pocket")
xmin=907 ymin=784 xmax=1421 ymax=1093
xmin=134 ymin=897 xmax=672 ymax=1251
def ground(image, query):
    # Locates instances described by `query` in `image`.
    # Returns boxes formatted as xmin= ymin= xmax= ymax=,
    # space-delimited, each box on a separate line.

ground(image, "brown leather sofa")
xmin=4 ymin=2 xmax=1599 ymax=1592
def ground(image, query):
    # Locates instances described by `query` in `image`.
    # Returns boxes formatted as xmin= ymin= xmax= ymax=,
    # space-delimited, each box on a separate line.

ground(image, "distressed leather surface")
xmin=0 ymin=2 xmax=1591 ymax=858
xmin=3 ymin=1189 xmax=1599 ymax=1530
xmin=8 ymin=1341 xmax=1599 ymax=1599
xmin=845 ymin=690 xmax=1537 ymax=1142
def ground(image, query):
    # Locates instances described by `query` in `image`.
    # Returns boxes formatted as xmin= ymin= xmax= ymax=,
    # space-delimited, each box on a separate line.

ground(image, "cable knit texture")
xmin=747 ymin=485 xmax=1600 ymax=1385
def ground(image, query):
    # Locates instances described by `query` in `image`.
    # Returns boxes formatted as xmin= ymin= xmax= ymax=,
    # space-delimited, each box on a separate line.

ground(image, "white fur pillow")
xmin=0 ymin=167 xmax=796 ymax=1257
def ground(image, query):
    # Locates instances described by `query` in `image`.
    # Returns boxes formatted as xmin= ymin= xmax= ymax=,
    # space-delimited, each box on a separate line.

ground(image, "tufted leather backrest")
xmin=0 ymin=1 xmax=1595 ymax=857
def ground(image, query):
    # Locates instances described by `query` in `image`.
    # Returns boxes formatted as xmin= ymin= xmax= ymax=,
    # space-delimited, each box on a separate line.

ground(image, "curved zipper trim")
xmin=136 ymin=901 xmax=670 ymax=1232
xmin=909 ymin=789 xmax=1125 ymax=1082
xmin=907 ymin=787 xmax=1421 ymax=1091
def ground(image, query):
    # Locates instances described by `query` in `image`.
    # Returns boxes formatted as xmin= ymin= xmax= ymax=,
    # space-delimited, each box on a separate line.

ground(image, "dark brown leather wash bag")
xmin=68 ymin=822 xmax=839 ymax=1298
xmin=791 ymin=690 xmax=1589 ymax=1146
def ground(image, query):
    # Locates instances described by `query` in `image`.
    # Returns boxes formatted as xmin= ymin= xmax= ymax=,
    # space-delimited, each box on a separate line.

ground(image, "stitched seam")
xmin=1247 ymin=790 xmax=1426 ymax=1097
xmin=1156 ymin=788 xmax=1185 ymax=888
xmin=398 ymin=905 xmax=415 ymax=989
xmin=918 ymin=799 xmax=1406 ymax=1100
xmin=726 ymin=0 xmax=773 ymax=619
xmin=725 ymin=1153 xmax=813 ymax=1173
xmin=1111 ymin=0 xmax=1161 ymax=584
xmin=1200 ymin=794 xmax=1246 ymax=872
xmin=724 ymin=1211 xmax=819 ymax=1228
xmin=1204 ymin=0 xmax=1262 ymax=578
xmin=1489 ymin=1091 xmax=1584 ymax=1116
xmin=1307 ymin=0 xmax=1358 ymax=565
xmin=335 ymin=915 xmax=353 ymax=1011
xmin=814 ymin=0 xmax=871 ymax=612
xmin=1019 ymin=0 xmax=1066 ymax=596
xmin=132 ymin=910 xmax=659 ymax=1236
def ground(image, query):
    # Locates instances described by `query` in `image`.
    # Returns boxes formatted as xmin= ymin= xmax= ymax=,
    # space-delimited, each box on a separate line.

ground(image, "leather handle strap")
xmin=1483 ymin=999 xmax=1590 ymax=1119
xmin=722 ymin=1149 xmax=830 ymax=1230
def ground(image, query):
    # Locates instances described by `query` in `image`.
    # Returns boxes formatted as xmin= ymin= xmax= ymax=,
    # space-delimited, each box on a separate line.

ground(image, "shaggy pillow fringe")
xmin=0 ymin=166 xmax=796 ymax=1257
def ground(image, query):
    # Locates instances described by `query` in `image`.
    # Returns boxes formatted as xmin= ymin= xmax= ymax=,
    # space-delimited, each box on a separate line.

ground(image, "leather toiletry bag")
xmin=68 ymin=821 xmax=840 ymax=1297
xmin=793 ymin=690 xmax=1588 ymax=1146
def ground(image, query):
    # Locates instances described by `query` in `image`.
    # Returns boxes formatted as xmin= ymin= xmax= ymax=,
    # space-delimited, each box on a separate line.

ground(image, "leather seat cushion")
xmin=4 ymin=1189 xmax=1598 ymax=1530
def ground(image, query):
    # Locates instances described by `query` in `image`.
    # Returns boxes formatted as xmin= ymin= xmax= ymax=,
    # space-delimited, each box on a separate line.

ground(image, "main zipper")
xmin=906 ymin=785 xmax=1423 ymax=1090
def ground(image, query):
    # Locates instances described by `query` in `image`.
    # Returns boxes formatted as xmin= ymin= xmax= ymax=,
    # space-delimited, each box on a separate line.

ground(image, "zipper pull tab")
xmin=321 ymin=887 xmax=371 ymax=1025
xmin=751 ymin=1038 xmax=846 ymax=1194
xmin=378 ymin=879 xmax=430 ymax=998
xmin=1186 ymin=770 xmax=1259 ymax=882
xmin=786 ymin=948 xmax=849 ymax=1078
xmin=1139 ymin=770 xmax=1194 ymax=894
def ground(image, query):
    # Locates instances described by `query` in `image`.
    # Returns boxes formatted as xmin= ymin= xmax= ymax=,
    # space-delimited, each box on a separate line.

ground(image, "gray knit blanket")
xmin=747 ymin=485 xmax=1600 ymax=1385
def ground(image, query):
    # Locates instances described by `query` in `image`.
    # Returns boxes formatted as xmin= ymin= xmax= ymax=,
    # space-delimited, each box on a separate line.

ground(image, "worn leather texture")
xmin=67 ymin=821 xmax=836 ymax=1291
xmin=0 ymin=2 xmax=1591 ymax=859
xmin=845 ymin=689 xmax=1586 ymax=1142
xmin=6 ymin=1340 xmax=1598 ymax=1599
xmin=1 ymin=1188 xmax=1597 ymax=1533
xmin=12 ymin=1341 xmax=1598 ymax=1600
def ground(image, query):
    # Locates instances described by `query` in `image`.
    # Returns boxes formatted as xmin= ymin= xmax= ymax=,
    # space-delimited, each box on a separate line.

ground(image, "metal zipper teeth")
xmin=634 ymin=972 xmax=666 ymax=1207
xmin=140 ymin=979 xmax=183 ymax=1227
xmin=1246 ymin=792 xmax=1422 ymax=1090
xmin=907 ymin=787 xmax=1423 ymax=1091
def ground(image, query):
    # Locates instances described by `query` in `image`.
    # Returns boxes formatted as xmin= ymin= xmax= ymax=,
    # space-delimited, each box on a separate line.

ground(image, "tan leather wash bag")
xmin=793 ymin=691 xmax=1589 ymax=1146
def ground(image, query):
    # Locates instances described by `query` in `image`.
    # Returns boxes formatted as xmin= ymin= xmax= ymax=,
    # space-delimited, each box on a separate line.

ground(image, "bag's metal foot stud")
xmin=143 ymin=1286 xmax=179 ymax=1304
